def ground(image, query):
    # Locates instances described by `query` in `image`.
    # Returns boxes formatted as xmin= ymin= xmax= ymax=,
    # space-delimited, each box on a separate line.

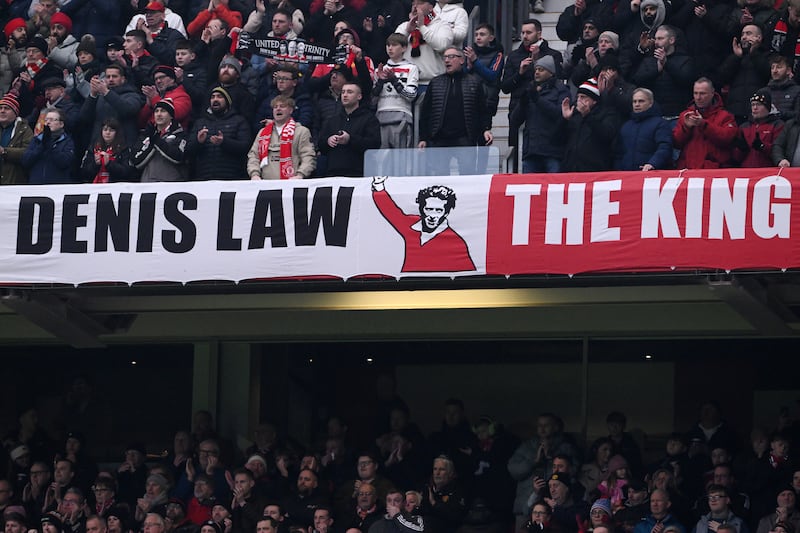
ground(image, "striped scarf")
xmin=771 ymin=19 xmax=800 ymax=73
xmin=410 ymin=11 xmax=436 ymax=57
xmin=257 ymin=118 xmax=297 ymax=179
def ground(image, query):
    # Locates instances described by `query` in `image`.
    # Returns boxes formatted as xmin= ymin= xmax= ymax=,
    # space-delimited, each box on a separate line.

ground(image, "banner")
xmin=237 ymin=33 xmax=335 ymax=65
xmin=0 ymin=169 xmax=798 ymax=285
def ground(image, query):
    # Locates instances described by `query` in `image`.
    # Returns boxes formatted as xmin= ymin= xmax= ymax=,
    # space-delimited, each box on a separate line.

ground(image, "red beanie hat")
xmin=50 ymin=12 xmax=73 ymax=34
xmin=4 ymin=18 xmax=26 ymax=40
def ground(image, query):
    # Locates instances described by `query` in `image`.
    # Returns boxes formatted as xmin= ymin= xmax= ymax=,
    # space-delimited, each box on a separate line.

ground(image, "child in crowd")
xmin=372 ymin=33 xmax=418 ymax=149
xmin=464 ymin=23 xmax=504 ymax=116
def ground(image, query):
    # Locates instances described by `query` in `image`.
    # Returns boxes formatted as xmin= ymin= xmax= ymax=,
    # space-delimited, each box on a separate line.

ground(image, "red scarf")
xmin=150 ymin=22 xmax=165 ymax=39
xmin=410 ymin=11 xmax=435 ymax=57
xmin=772 ymin=19 xmax=800 ymax=73
xmin=93 ymin=145 xmax=116 ymax=184
xmin=257 ymin=119 xmax=297 ymax=179
xmin=26 ymin=58 xmax=48 ymax=79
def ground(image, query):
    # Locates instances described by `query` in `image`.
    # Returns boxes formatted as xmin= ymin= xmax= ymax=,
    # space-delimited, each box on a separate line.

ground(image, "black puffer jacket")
xmin=419 ymin=70 xmax=490 ymax=145
xmin=187 ymin=107 xmax=252 ymax=180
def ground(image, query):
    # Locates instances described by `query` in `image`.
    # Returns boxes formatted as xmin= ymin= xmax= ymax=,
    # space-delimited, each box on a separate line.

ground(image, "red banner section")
xmin=486 ymin=169 xmax=800 ymax=275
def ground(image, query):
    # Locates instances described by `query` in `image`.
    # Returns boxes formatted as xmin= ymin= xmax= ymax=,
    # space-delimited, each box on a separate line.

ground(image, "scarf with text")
xmin=410 ymin=11 xmax=435 ymax=57
xmin=771 ymin=19 xmax=800 ymax=74
xmin=257 ymin=118 xmax=297 ymax=178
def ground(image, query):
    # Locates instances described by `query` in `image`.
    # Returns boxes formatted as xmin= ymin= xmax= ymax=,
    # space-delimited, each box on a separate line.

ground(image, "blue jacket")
xmin=634 ymin=513 xmax=685 ymax=533
xmin=22 ymin=131 xmax=76 ymax=184
xmin=615 ymin=102 xmax=673 ymax=170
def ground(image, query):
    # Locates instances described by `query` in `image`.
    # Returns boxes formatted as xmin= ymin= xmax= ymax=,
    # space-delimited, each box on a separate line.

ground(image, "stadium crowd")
xmin=2 ymin=0 xmax=800 ymax=182
xmin=2 ymin=398 xmax=800 ymax=533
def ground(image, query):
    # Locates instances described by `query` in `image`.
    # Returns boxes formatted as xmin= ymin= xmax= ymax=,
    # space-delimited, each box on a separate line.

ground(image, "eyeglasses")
xmin=92 ymin=486 xmax=111 ymax=492
xmin=707 ymin=495 xmax=726 ymax=501
xmin=591 ymin=510 xmax=607 ymax=516
xmin=44 ymin=117 xmax=63 ymax=123
xmin=274 ymin=76 xmax=295 ymax=81
xmin=443 ymin=54 xmax=463 ymax=60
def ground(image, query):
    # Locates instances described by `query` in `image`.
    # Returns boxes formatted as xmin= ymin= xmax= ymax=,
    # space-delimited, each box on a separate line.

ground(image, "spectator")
xmin=733 ymin=89 xmax=783 ymax=167
xmin=186 ymin=0 xmax=242 ymax=39
xmin=434 ymin=0 xmax=468 ymax=48
xmin=138 ymin=65 xmax=193 ymax=129
xmin=420 ymin=456 xmax=467 ymax=533
xmin=570 ymin=29 xmax=617 ymax=87
xmin=121 ymin=29 xmax=159 ymax=88
xmin=21 ymin=108 xmax=76 ymax=184
xmin=617 ymin=0 xmax=665 ymax=78
xmin=715 ymin=23 xmax=771 ymax=123
xmin=46 ymin=12 xmax=79 ymax=70
xmin=615 ymin=87 xmax=672 ymax=170
xmin=195 ymin=17 xmax=232 ymax=84
xmin=59 ymin=0 xmax=121 ymax=50
xmin=80 ymin=64 xmax=147 ymax=152
xmin=631 ymin=25 xmax=695 ymax=121
xmin=545 ymin=472 xmax=590 ymax=533
xmin=213 ymin=55 xmax=255 ymax=130
xmin=417 ymin=46 xmax=493 ymax=174
xmin=173 ymin=39 xmax=208 ymax=115
xmin=373 ymin=32 xmax=419 ymax=149
xmin=464 ymin=23 xmax=504 ymax=117
xmin=0 ymin=93 xmax=34 ymax=185
xmin=556 ymin=0 xmax=614 ymax=45
xmin=359 ymin=0 xmax=406 ymax=65
xmin=565 ymin=18 xmax=600 ymax=78
xmin=79 ymin=117 xmax=133 ymax=183
xmin=135 ymin=1 xmax=185 ymax=66
xmin=560 ymin=78 xmax=621 ymax=172
xmin=693 ymin=485 xmax=749 ymax=533
xmin=66 ymin=36 xmax=103 ymax=104
xmin=304 ymin=0 xmax=366 ymax=49
xmin=633 ymin=490 xmax=685 ymax=533
xmin=247 ymin=93 xmax=316 ymax=180
xmin=15 ymin=36 xmax=64 ymax=117
xmin=131 ymin=98 xmax=188 ymax=182
xmin=517 ymin=56 xmax=569 ymax=173
xmin=241 ymin=0 xmax=304 ymax=41
xmin=766 ymin=0 xmax=800 ymax=78
xmin=126 ymin=0 xmax=189 ymax=38
xmin=318 ymin=82 xmax=380 ymax=176
xmin=1 ymin=18 xmax=28 ymax=94
xmin=255 ymin=65 xmax=312 ymax=130
xmin=501 ymin=19 xmax=562 ymax=148
xmin=395 ymin=0 xmax=455 ymax=87
xmin=767 ymin=55 xmax=800 ymax=121
xmin=187 ymin=86 xmax=251 ymax=180
xmin=27 ymin=77 xmax=80 ymax=137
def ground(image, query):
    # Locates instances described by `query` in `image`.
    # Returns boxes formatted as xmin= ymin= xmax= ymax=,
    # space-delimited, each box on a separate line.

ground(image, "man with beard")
xmin=500 ymin=19 xmax=562 ymax=149
xmin=631 ymin=24 xmax=695 ymax=121
xmin=282 ymin=469 xmax=329 ymax=529
xmin=1 ymin=19 xmax=28 ymax=93
xmin=80 ymin=64 xmax=146 ymax=151
xmin=138 ymin=65 xmax=192 ymax=129
xmin=46 ymin=13 xmax=79 ymax=69
xmin=318 ymin=82 xmax=380 ymax=177
xmin=187 ymin=86 xmax=250 ymax=179
xmin=766 ymin=0 xmax=800 ymax=77
xmin=617 ymin=0 xmax=665 ymax=78
xmin=186 ymin=475 xmax=216 ymax=525
xmin=136 ymin=1 xmax=184 ymax=65
xmin=214 ymin=55 xmax=255 ymax=126
xmin=716 ymin=24 xmax=771 ymax=123
xmin=248 ymin=95 xmax=316 ymax=180
xmin=371 ymin=176 xmax=475 ymax=273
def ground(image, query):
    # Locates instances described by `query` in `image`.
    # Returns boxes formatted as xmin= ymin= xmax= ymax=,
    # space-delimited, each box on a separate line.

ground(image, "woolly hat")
xmin=577 ymin=78 xmax=601 ymax=100
xmin=4 ymin=18 xmax=26 ymax=40
xmin=219 ymin=55 xmax=241 ymax=74
xmin=0 ymin=93 xmax=21 ymax=116
xmin=548 ymin=472 xmax=572 ymax=487
xmin=76 ymin=35 xmax=96 ymax=56
xmin=599 ymin=30 xmax=619 ymax=49
xmin=751 ymin=88 xmax=772 ymax=109
xmin=534 ymin=55 xmax=556 ymax=74
xmin=41 ymin=512 xmax=63 ymax=530
xmin=50 ymin=12 xmax=73 ymax=34
xmin=27 ymin=36 xmax=49 ymax=56
xmin=9 ymin=444 xmax=30 ymax=461
xmin=590 ymin=498 xmax=612 ymax=516
xmin=598 ymin=52 xmax=620 ymax=72
xmin=201 ymin=521 xmax=223 ymax=533
xmin=211 ymin=86 xmax=232 ymax=107
xmin=246 ymin=454 xmax=267 ymax=468
xmin=155 ymin=65 xmax=177 ymax=80
xmin=154 ymin=98 xmax=175 ymax=117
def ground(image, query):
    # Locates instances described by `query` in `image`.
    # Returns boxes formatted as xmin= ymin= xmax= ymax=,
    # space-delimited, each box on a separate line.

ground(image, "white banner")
xmin=0 ymin=177 xmax=492 ymax=285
